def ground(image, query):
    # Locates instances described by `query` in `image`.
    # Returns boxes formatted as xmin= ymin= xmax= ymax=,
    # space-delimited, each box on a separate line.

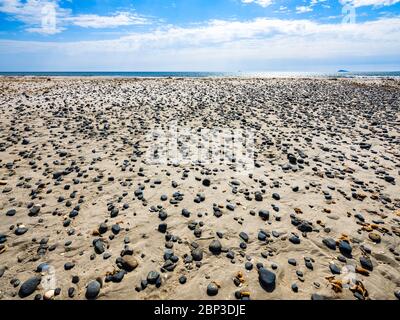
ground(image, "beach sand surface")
xmin=0 ymin=77 xmax=399 ymax=300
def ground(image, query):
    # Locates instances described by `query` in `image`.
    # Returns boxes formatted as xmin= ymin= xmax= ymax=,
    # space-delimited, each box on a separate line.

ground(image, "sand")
xmin=0 ymin=76 xmax=399 ymax=300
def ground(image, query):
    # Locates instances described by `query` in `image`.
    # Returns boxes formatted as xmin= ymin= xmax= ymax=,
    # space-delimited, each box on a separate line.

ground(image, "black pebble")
xmin=18 ymin=276 xmax=41 ymax=298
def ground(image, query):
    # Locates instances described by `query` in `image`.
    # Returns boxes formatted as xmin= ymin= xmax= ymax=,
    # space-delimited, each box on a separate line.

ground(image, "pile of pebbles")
xmin=0 ymin=77 xmax=399 ymax=300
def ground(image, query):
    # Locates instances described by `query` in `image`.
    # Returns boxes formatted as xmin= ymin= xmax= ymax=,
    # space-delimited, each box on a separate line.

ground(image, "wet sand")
xmin=0 ymin=77 xmax=399 ymax=300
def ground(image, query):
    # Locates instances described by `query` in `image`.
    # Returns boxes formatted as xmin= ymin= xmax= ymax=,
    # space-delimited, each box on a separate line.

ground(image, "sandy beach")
xmin=0 ymin=76 xmax=399 ymax=300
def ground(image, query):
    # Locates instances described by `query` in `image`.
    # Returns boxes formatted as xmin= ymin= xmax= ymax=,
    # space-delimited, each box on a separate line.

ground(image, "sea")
xmin=0 ymin=71 xmax=400 ymax=78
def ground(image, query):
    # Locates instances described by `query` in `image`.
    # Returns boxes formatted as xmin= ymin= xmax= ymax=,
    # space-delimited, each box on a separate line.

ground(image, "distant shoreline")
xmin=1 ymin=71 xmax=400 ymax=79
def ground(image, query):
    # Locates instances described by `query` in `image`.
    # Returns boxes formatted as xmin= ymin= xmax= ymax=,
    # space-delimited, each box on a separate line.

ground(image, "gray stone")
xmin=86 ymin=280 xmax=101 ymax=300
xmin=19 ymin=276 xmax=41 ymax=298
xmin=258 ymin=268 xmax=276 ymax=292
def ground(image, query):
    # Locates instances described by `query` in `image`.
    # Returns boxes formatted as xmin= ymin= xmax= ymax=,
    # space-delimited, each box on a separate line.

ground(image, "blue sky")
xmin=0 ymin=0 xmax=399 ymax=71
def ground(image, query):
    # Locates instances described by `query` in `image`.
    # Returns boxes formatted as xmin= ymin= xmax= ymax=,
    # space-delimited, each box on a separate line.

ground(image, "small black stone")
xmin=147 ymin=271 xmax=160 ymax=285
xmin=68 ymin=287 xmax=75 ymax=298
xmin=72 ymin=276 xmax=80 ymax=284
xmin=258 ymin=230 xmax=267 ymax=241
xmin=258 ymin=268 xmax=276 ymax=292
xmin=93 ymin=239 xmax=105 ymax=254
xmin=288 ymin=259 xmax=297 ymax=266
xmin=338 ymin=240 xmax=352 ymax=256
xmin=329 ymin=263 xmax=341 ymax=275
xmin=6 ymin=209 xmax=16 ymax=216
xmin=323 ymin=238 xmax=337 ymax=250
xmin=239 ymin=232 xmax=249 ymax=243
xmin=360 ymin=256 xmax=373 ymax=271
xmin=179 ymin=276 xmax=187 ymax=284
xmin=158 ymin=223 xmax=167 ymax=233
xmin=258 ymin=210 xmax=269 ymax=221
xmin=207 ymin=282 xmax=219 ymax=296
xmin=272 ymin=193 xmax=280 ymax=200
xmin=98 ymin=223 xmax=108 ymax=234
xmin=85 ymin=280 xmax=101 ymax=299
xmin=19 ymin=276 xmax=41 ymax=298
xmin=191 ymin=247 xmax=203 ymax=261
xmin=289 ymin=235 xmax=300 ymax=244
xmin=245 ymin=262 xmax=253 ymax=270
xmin=209 ymin=240 xmax=222 ymax=255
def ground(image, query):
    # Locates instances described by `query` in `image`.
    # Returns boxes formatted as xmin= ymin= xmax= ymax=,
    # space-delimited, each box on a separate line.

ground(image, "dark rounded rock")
xmin=68 ymin=287 xmax=75 ymax=298
xmin=85 ymin=280 xmax=101 ymax=300
xmin=206 ymin=282 xmax=219 ymax=296
xmin=158 ymin=223 xmax=167 ymax=233
xmin=15 ymin=227 xmax=28 ymax=236
xmin=289 ymin=235 xmax=300 ymax=244
xmin=272 ymin=193 xmax=280 ymax=200
xmin=360 ymin=256 xmax=373 ymax=271
xmin=209 ymin=240 xmax=222 ymax=255
xmin=111 ymin=224 xmax=121 ymax=235
xmin=0 ymin=234 xmax=6 ymax=244
xmin=288 ymin=258 xmax=297 ymax=266
xmin=322 ymin=238 xmax=337 ymax=250
xmin=226 ymin=251 xmax=235 ymax=259
xmin=338 ymin=240 xmax=352 ymax=256
xmin=36 ymin=263 xmax=49 ymax=273
xmin=179 ymin=276 xmax=187 ymax=284
xmin=245 ymin=262 xmax=253 ymax=270
xmin=329 ymin=263 xmax=341 ymax=275
xmin=147 ymin=271 xmax=160 ymax=285
xmin=258 ymin=230 xmax=267 ymax=241
xmin=6 ymin=209 xmax=16 ymax=216
xmin=191 ymin=247 xmax=203 ymax=261
xmin=93 ymin=239 xmax=105 ymax=254
xmin=255 ymin=192 xmax=263 ymax=201
xmin=258 ymin=210 xmax=269 ymax=221
xmin=297 ymin=222 xmax=313 ymax=233
xmin=182 ymin=208 xmax=191 ymax=217
xmin=258 ymin=268 xmax=276 ymax=292
xmin=239 ymin=232 xmax=249 ymax=243
xmin=98 ymin=223 xmax=108 ymax=234
xmin=19 ymin=276 xmax=41 ymax=298
xmin=29 ymin=205 xmax=41 ymax=216
xmin=64 ymin=262 xmax=75 ymax=270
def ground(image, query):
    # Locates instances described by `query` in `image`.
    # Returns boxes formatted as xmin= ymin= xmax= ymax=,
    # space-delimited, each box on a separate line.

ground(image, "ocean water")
xmin=0 ymin=71 xmax=400 ymax=78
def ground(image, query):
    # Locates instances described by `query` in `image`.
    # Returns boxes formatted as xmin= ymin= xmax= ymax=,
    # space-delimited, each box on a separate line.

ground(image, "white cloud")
xmin=296 ymin=6 xmax=314 ymax=13
xmin=295 ymin=0 xmax=329 ymax=14
xmin=0 ymin=0 xmax=69 ymax=34
xmin=69 ymin=12 xmax=149 ymax=28
xmin=340 ymin=0 xmax=400 ymax=7
xmin=1 ymin=17 xmax=399 ymax=70
xmin=241 ymin=0 xmax=273 ymax=8
xmin=0 ymin=0 xmax=149 ymax=34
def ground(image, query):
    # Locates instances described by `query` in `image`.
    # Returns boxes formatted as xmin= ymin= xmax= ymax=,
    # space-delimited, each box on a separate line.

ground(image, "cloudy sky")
xmin=0 ymin=0 xmax=399 ymax=71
